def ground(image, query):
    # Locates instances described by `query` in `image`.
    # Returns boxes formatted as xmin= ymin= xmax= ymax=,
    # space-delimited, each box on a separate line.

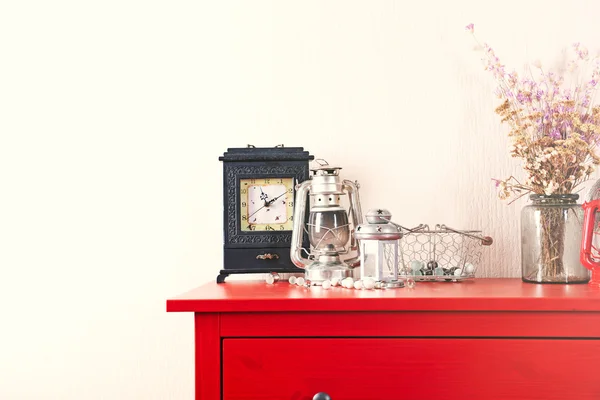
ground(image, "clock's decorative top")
xmin=219 ymin=146 xmax=314 ymax=162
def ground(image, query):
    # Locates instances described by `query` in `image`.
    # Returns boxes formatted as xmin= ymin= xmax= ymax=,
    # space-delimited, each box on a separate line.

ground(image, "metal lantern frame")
xmin=359 ymin=238 xmax=400 ymax=283
xmin=355 ymin=209 xmax=404 ymax=289
xmin=581 ymin=179 xmax=600 ymax=286
xmin=289 ymin=160 xmax=363 ymax=285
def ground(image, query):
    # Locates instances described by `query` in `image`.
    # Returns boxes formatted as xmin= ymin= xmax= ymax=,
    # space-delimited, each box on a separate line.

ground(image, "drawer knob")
xmin=313 ymin=393 xmax=331 ymax=400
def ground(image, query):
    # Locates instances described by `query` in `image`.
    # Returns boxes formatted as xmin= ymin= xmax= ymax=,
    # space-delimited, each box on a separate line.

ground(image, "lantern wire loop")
xmin=592 ymin=245 xmax=600 ymax=259
xmin=592 ymin=227 xmax=600 ymax=259
xmin=305 ymin=223 xmax=352 ymax=254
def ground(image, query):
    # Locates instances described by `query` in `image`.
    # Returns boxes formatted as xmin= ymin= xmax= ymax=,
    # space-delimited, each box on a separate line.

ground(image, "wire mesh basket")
xmin=398 ymin=224 xmax=493 ymax=282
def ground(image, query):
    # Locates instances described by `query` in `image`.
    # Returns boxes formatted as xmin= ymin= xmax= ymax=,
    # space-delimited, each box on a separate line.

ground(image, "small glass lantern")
xmin=355 ymin=209 xmax=404 ymax=288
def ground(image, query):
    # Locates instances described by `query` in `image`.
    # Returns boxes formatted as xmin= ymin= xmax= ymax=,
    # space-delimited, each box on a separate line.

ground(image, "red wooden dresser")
xmin=166 ymin=278 xmax=600 ymax=400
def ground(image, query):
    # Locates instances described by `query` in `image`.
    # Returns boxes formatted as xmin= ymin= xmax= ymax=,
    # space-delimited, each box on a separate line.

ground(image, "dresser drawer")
xmin=222 ymin=338 xmax=600 ymax=400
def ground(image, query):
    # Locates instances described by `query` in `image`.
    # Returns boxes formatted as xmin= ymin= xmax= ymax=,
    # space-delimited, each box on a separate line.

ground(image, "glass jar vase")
xmin=521 ymin=194 xmax=590 ymax=284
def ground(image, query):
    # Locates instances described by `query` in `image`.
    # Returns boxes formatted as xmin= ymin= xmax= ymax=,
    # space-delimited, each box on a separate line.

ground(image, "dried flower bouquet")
xmin=467 ymin=24 xmax=600 ymax=281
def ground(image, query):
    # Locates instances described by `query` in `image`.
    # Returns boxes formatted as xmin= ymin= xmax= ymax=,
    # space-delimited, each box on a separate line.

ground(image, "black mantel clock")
xmin=217 ymin=145 xmax=314 ymax=283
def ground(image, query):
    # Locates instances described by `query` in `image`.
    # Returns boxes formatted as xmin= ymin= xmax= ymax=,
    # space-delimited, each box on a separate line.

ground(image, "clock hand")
xmin=248 ymin=192 xmax=287 ymax=220
xmin=258 ymin=186 xmax=269 ymax=203
xmin=266 ymin=192 xmax=288 ymax=206
xmin=248 ymin=203 xmax=268 ymax=220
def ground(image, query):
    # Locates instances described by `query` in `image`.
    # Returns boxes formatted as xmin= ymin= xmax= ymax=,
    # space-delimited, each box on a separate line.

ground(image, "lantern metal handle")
xmin=290 ymin=180 xmax=312 ymax=269
xmin=581 ymin=200 xmax=600 ymax=286
xmin=341 ymin=179 xmax=363 ymax=267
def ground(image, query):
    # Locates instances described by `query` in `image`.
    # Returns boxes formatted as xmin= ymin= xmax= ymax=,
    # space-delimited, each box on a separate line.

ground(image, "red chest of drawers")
xmin=166 ymin=278 xmax=600 ymax=400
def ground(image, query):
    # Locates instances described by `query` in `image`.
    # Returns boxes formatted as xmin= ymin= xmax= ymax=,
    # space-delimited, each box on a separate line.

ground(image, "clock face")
xmin=239 ymin=177 xmax=295 ymax=232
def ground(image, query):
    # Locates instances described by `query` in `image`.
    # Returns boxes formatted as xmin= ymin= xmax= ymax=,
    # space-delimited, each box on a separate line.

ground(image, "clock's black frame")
xmin=218 ymin=146 xmax=313 ymax=283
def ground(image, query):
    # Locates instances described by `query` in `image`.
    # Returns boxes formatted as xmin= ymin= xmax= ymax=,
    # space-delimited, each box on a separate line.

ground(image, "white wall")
xmin=1 ymin=0 xmax=598 ymax=398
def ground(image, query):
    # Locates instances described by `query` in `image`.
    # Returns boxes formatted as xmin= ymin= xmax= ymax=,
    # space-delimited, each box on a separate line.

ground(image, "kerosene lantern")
xmin=581 ymin=180 xmax=600 ymax=286
xmin=290 ymin=161 xmax=363 ymax=284
xmin=355 ymin=209 xmax=404 ymax=289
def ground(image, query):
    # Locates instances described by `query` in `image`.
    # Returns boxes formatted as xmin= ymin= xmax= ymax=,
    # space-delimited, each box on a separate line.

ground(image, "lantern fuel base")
xmin=290 ymin=161 xmax=363 ymax=284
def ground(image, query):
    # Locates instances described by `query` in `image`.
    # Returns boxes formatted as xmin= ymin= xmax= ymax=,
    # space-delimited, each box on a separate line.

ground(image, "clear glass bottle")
xmin=521 ymin=194 xmax=590 ymax=284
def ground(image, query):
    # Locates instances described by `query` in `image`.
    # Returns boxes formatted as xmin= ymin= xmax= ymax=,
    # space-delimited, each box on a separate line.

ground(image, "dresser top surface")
xmin=166 ymin=278 xmax=600 ymax=313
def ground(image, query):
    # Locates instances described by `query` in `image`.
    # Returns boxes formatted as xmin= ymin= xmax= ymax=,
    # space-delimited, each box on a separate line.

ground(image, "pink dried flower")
xmin=467 ymin=25 xmax=600 ymax=202
xmin=465 ymin=23 xmax=474 ymax=33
